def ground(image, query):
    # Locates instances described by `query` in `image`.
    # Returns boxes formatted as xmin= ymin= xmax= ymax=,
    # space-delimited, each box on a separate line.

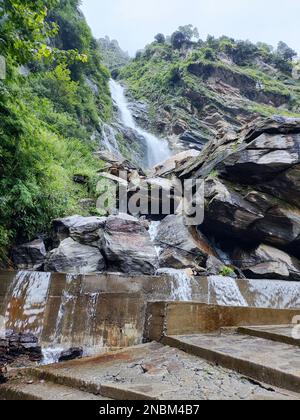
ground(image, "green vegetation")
xmin=119 ymin=28 xmax=300 ymax=138
xmin=219 ymin=266 xmax=236 ymax=277
xmin=0 ymin=0 xmax=112 ymax=262
xmin=98 ymin=36 xmax=130 ymax=72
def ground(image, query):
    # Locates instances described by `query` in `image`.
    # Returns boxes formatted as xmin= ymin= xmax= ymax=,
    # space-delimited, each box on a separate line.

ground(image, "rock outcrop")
xmin=11 ymin=117 xmax=300 ymax=280
xmin=0 ymin=332 xmax=42 ymax=366
xmin=156 ymin=215 xmax=216 ymax=272
xmin=44 ymin=213 xmax=158 ymax=275
xmin=103 ymin=214 xmax=158 ymax=275
xmin=173 ymin=116 xmax=300 ymax=279
xmin=233 ymin=244 xmax=300 ymax=281
xmin=44 ymin=238 xmax=106 ymax=274
xmin=12 ymin=240 xmax=46 ymax=270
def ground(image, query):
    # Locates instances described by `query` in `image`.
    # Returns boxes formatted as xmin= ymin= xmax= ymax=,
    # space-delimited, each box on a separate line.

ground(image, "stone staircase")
xmin=163 ymin=325 xmax=300 ymax=394
xmin=1 ymin=332 xmax=299 ymax=400
xmin=1 ymin=301 xmax=300 ymax=400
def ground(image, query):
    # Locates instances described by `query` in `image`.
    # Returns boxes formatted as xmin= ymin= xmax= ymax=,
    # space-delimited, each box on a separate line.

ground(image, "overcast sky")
xmin=80 ymin=0 xmax=300 ymax=56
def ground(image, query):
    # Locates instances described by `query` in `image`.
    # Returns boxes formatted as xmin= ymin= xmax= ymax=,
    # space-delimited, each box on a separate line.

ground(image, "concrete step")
xmin=163 ymin=333 xmax=300 ymax=394
xmin=236 ymin=325 xmax=300 ymax=347
xmin=21 ymin=342 xmax=298 ymax=400
xmin=0 ymin=377 xmax=110 ymax=400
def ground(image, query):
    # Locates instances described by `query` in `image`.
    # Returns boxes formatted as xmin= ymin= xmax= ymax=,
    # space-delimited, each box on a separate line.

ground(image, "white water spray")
xmin=207 ymin=276 xmax=247 ymax=307
xmin=109 ymin=79 xmax=171 ymax=168
xmin=159 ymin=268 xmax=193 ymax=301
xmin=5 ymin=271 xmax=51 ymax=336
xmin=149 ymin=221 xmax=162 ymax=257
xmin=101 ymin=123 xmax=121 ymax=157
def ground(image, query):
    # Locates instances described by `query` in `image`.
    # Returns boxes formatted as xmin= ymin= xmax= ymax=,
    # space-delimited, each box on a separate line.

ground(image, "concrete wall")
xmin=145 ymin=302 xmax=300 ymax=341
xmin=2 ymin=271 xmax=300 ymax=354
xmin=0 ymin=271 xmax=204 ymax=353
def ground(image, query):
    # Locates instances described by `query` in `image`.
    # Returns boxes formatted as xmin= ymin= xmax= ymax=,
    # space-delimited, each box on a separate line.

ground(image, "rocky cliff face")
xmin=174 ymin=116 xmax=300 ymax=280
xmin=12 ymin=117 xmax=300 ymax=281
xmin=118 ymin=38 xmax=300 ymax=153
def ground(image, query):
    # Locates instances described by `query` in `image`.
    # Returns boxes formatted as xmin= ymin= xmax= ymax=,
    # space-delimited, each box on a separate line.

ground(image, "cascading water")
xmin=149 ymin=220 xmax=194 ymax=301
xmin=159 ymin=268 xmax=194 ymax=301
xmin=5 ymin=271 xmax=51 ymax=336
xmin=149 ymin=221 xmax=162 ymax=257
xmin=109 ymin=79 xmax=171 ymax=168
xmin=246 ymin=279 xmax=300 ymax=309
xmin=51 ymin=274 xmax=78 ymax=344
xmin=207 ymin=276 xmax=247 ymax=307
xmin=101 ymin=123 xmax=121 ymax=157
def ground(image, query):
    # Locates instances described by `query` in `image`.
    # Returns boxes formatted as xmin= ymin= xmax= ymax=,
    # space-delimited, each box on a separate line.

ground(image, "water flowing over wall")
xmin=109 ymin=79 xmax=171 ymax=168
xmin=0 ymin=271 xmax=204 ymax=360
xmin=1 ymin=271 xmax=300 ymax=363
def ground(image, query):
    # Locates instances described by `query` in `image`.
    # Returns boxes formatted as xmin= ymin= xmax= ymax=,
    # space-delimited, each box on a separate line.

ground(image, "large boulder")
xmin=103 ymin=213 xmax=158 ymax=274
xmin=176 ymin=116 xmax=300 ymax=262
xmin=203 ymin=178 xmax=300 ymax=251
xmin=69 ymin=216 xmax=107 ymax=245
xmin=151 ymin=150 xmax=200 ymax=178
xmin=233 ymin=244 xmax=300 ymax=281
xmin=52 ymin=215 xmax=106 ymax=245
xmin=12 ymin=240 xmax=46 ymax=270
xmin=156 ymin=215 xmax=216 ymax=270
xmin=44 ymin=238 xmax=105 ymax=274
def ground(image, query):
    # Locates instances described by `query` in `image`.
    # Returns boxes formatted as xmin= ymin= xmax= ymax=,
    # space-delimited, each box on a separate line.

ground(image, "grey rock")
xmin=52 ymin=215 xmax=107 ymax=245
xmin=156 ymin=215 xmax=216 ymax=269
xmin=233 ymin=244 xmax=300 ymax=281
xmin=45 ymin=238 xmax=105 ymax=274
xmin=150 ymin=150 xmax=200 ymax=178
xmin=175 ymin=117 xmax=300 ymax=264
xmin=159 ymin=248 xmax=206 ymax=274
xmin=58 ymin=347 xmax=83 ymax=363
xmin=103 ymin=213 xmax=158 ymax=275
xmin=52 ymin=215 xmax=82 ymax=243
xmin=12 ymin=239 xmax=46 ymax=270
xmin=206 ymin=256 xmax=231 ymax=277
xmin=69 ymin=216 xmax=107 ymax=245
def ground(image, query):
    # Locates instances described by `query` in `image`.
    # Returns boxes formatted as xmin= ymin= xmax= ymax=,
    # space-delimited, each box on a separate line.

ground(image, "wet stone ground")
xmin=32 ymin=342 xmax=295 ymax=400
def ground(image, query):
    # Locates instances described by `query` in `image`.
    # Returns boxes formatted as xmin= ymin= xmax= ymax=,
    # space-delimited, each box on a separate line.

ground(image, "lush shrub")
xmin=0 ymin=0 xmax=111 ymax=262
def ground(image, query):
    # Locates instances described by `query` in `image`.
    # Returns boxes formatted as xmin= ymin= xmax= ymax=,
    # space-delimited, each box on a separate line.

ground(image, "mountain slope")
xmin=118 ymin=34 xmax=300 ymax=151
xmin=98 ymin=36 xmax=130 ymax=72
xmin=0 ymin=0 xmax=111 ymax=262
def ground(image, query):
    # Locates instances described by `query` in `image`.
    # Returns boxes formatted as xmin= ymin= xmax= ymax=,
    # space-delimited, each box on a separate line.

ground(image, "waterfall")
xmin=109 ymin=79 xmax=171 ymax=168
xmin=5 ymin=271 xmax=51 ymax=337
xmin=51 ymin=274 xmax=78 ymax=344
xmin=207 ymin=276 xmax=247 ymax=307
xmin=158 ymin=268 xmax=193 ymax=301
xmin=101 ymin=123 xmax=121 ymax=157
xmin=149 ymin=221 xmax=162 ymax=257
xmin=246 ymin=279 xmax=300 ymax=309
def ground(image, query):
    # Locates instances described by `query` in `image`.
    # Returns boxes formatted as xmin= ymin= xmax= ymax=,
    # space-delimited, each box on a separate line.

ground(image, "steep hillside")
xmin=0 ymin=0 xmax=111 ymax=262
xmin=98 ymin=36 xmax=130 ymax=72
xmin=118 ymin=32 xmax=300 ymax=151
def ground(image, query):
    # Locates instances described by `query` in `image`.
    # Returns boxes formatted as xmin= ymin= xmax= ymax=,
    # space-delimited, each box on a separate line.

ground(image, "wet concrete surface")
xmin=237 ymin=325 xmax=300 ymax=347
xmin=164 ymin=332 xmax=300 ymax=393
xmin=0 ymin=379 xmax=110 ymax=400
xmin=3 ymin=342 xmax=295 ymax=400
